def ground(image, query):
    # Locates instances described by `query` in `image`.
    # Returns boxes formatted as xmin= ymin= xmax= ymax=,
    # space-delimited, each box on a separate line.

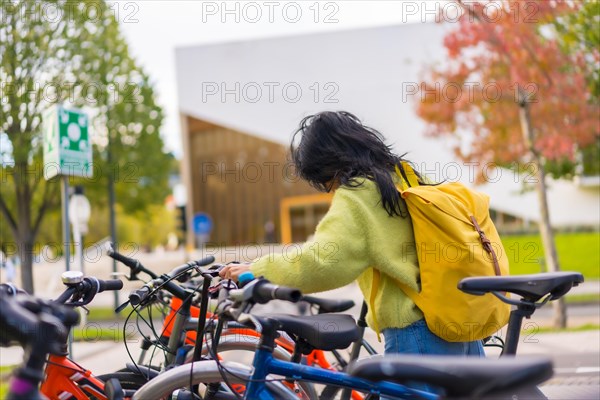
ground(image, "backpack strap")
xmin=369 ymin=163 xmax=424 ymax=337
xmin=395 ymin=162 xmax=420 ymax=191
xmin=470 ymin=216 xmax=502 ymax=276
xmin=369 ymin=268 xmax=382 ymax=342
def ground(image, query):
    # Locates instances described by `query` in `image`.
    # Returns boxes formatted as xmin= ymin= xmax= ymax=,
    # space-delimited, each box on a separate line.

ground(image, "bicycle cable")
xmin=122 ymin=269 xmax=193 ymax=382
xmin=205 ymin=294 xmax=293 ymax=397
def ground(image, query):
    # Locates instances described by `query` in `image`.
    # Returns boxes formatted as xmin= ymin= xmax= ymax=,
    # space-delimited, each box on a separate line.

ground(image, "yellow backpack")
xmin=371 ymin=162 xmax=510 ymax=342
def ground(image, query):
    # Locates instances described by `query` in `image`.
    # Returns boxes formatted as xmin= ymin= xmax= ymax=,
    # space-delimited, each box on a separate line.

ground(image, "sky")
xmin=113 ymin=0 xmax=444 ymax=156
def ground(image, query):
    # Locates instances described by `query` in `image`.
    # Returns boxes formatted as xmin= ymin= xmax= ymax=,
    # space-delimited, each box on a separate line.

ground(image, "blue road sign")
xmin=193 ymin=213 xmax=213 ymax=235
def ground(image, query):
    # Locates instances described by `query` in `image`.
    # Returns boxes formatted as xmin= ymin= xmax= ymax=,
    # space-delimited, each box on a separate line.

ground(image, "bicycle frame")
xmin=41 ymin=354 xmax=109 ymax=400
xmin=245 ymin=347 xmax=437 ymax=400
xmin=241 ymin=318 xmax=437 ymax=400
xmin=160 ymin=295 xmax=368 ymax=399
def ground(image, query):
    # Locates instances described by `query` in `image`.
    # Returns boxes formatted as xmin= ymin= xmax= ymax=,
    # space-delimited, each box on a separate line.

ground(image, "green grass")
xmin=527 ymin=323 xmax=600 ymax=334
xmin=71 ymin=326 xmax=132 ymax=342
xmin=86 ymin=305 xmax=131 ymax=321
xmin=565 ymin=293 xmax=600 ymax=304
xmin=501 ymin=232 xmax=600 ymax=278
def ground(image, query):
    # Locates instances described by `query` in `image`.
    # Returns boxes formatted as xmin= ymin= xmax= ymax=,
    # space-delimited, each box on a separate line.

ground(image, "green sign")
xmin=43 ymin=105 xmax=93 ymax=179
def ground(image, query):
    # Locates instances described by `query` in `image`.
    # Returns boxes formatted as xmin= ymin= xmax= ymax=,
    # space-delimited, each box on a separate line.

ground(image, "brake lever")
xmin=110 ymin=271 xmax=136 ymax=281
xmin=236 ymin=313 xmax=263 ymax=333
xmin=115 ymin=300 xmax=131 ymax=313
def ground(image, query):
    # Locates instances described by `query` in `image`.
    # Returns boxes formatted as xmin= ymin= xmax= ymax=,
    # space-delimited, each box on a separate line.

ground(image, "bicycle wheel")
xmin=132 ymin=360 xmax=297 ymax=400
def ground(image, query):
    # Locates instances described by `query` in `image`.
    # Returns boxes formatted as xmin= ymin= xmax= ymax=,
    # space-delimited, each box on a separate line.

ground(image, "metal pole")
xmin=108 ymin=135 xmax=119 ymax=311
xmin=61 ymin=175 xmax=73 ymax=358
xmin=62 ymin=176 xmax=71 ymax=272
xmin=73 ymin=224 xmax=82 ymax=272
xmin=80 ymin=234 xmax=85 ymax=276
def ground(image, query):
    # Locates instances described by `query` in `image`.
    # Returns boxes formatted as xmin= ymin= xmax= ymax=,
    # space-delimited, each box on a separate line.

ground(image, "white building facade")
xmin=175 ymin=22 xmax=599 ymax=241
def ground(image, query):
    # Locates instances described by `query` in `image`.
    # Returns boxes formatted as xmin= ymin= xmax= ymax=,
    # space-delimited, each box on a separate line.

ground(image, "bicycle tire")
xmin=132 ymin=360 xmax=297 ymax=400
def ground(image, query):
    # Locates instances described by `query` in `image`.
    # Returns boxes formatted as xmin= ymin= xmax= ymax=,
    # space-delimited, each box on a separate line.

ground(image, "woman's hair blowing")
xmin=290 ymin=111 xmax=423 ymax=217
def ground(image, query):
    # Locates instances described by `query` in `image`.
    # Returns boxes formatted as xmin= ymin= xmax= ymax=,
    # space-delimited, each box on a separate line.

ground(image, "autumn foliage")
xmin=417 ymin=0 xmax=599 ymax=179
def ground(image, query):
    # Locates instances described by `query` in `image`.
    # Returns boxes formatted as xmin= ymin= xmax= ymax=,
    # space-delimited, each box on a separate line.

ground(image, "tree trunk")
xmin=11 ymin=161 xmax=36 ymax=294
xmin=17 ymin=235 xmax=35 ymax=294
xmin=519 ymin=98 xmax=567 ymax=329
xmin=14 ymin=206 xmax=35 ymax=293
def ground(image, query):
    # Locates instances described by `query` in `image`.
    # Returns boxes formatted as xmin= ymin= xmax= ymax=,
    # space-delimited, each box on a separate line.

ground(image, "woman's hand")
xmin=219 ymin=263 xmax=252 ymax=281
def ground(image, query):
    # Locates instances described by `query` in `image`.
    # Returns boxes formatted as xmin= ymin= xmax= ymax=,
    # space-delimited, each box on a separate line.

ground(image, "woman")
xmin=220 ymin=111 xmax=484 ymax=363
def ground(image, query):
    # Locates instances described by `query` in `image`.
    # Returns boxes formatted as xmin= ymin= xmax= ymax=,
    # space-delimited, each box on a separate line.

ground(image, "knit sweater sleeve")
xmin=250 ymin=186 xmax=370 ymax=294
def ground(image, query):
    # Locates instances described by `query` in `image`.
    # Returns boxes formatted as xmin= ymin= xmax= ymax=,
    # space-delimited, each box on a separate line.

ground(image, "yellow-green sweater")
xmin=251 ymin=178 xmax=424 ymax=332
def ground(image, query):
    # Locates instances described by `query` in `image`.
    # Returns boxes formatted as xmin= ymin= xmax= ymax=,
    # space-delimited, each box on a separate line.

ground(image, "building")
xmin=176 ymin=22 xmax=600 ymax=246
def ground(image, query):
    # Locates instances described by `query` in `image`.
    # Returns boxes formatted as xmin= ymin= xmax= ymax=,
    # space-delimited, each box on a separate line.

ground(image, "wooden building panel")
xmin=186 ymin=116 xmax=317 ymax=245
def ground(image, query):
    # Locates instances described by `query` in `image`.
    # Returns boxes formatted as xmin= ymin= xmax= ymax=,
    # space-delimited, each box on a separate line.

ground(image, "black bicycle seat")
xmin=268 ymin=314 xmax=360 ymax=350
xmin=348 ymin=355 xmax=553 ymax=398
xmin=302 ymin=296 xmax=355 ymax=314
xmin=458 ymin=272 xmax=584 ymax=301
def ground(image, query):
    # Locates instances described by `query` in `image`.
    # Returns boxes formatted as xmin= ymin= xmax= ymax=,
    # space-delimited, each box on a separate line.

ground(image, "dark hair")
xmin=290 ymin=111 xmax=424 ymax=217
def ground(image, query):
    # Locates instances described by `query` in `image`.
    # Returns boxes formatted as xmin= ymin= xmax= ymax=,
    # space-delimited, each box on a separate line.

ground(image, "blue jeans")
xmin=382 ymin=319 xmax=485 ymax=397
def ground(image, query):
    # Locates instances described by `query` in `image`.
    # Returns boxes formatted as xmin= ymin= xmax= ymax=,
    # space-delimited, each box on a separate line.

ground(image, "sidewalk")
xmin=569 ymin=280 xmax=600 ymax=297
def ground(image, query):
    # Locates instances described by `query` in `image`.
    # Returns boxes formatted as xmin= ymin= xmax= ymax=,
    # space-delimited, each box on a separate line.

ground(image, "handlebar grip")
xmin=99 ymin=280 xmax=124 ymax=293
xmin=59 ymin=307 xmax=81 ymax=327
xmin=169 ymin=263 xmax=197 ymax=280
xmin=0 ymin=298 xmax=39 ymax=344
xmin=107 ymin=247 xmax=140 ymax=270
xmin=129 ymin=286 xmax=151 ymax=306
xmin=169 ymin=256 xmax=217 ymax=279
xmin=252 ymin=281 xmax=302 ymax=304
xmin=195 ymin=256 xmax=215 ymax=267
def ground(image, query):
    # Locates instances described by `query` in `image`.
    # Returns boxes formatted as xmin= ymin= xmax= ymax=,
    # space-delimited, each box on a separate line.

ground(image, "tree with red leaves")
xmin=417 ymin=0 xmax=599 ymax=328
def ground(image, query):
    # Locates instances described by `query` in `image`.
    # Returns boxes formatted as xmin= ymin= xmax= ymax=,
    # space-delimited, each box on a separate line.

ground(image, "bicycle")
xmin=130 ymin=273 xmax=557 ymax=399
xmin=107 ymin=245 xmax=376 ymax=399
xmin=0 ymin=283 xmax=80 ymax=399
xmin=348 ymin=271 xmax=584 ymax=399
xmin=32 ymin=272 xmax=137 ymax=400
xmin=3 ymin=258 xmax=208 ymax=400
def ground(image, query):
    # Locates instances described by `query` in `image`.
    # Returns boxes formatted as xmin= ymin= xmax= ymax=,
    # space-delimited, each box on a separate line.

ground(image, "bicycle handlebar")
xmin=128 ymin=256 xmax=217 ymax=306
xmin=169 ymin=256 xmax=215 ymax=282
xmin=105 ymin=243 xmax=158 ymax=280
xmin=55 ymin=277 xmax=123 ymax=306
xmin=129 ymin=286 xmax=152 ymax=306
xmin=0 ymin=292 xmax=79 ymax=348
xmin=1 ymin=291 xmax=81 ymax=400
xmin=98 ymin=279 xmax=124 ymax=292
xmin=227 ymin=274 xmax=301 ymax=306
xmin=252 ymin=280 xmax=302 ymax=304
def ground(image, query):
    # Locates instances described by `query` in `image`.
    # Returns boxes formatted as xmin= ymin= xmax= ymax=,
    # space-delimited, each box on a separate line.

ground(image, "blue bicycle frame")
xmin=244 ymin=347 xmax=438 ymax=400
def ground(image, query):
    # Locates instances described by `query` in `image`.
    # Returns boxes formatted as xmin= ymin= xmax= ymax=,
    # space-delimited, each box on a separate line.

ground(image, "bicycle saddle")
xmin=267 ymin=314 xmax=360 ymax=350
xmin=458 ymin=272 xmax=584 ymax=301
xmin=302 ymin=296 xmax=355 ymax=314
xmin=348 ymin=355 xmax=553 ymax=398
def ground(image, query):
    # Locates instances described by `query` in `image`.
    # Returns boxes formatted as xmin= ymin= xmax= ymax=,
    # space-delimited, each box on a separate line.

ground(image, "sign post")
xmin=43 ymin=105 xmax=93 ymax=359
xmin=44 ymin=104 xmax=93 ymax=268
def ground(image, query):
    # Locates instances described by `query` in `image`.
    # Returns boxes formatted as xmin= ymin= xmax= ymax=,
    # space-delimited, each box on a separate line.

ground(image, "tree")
xmin=555 ymin=0 xmax=600 ymax=100
xmin=0 ymin=0 xmax=172 ymax=293
xmin=555 ymin=0 xmax=600 ymax=177
xmin=416 ymin=0 xmax=599 ymax=328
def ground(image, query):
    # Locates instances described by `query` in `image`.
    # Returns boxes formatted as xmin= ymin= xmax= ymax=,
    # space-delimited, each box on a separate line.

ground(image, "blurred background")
xmin=1 ymin=0 xmax=598 ymax=320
